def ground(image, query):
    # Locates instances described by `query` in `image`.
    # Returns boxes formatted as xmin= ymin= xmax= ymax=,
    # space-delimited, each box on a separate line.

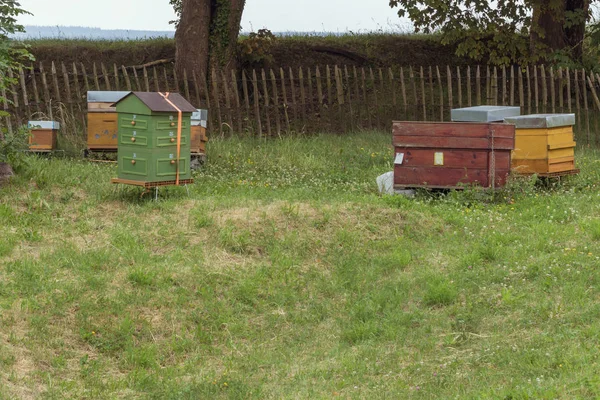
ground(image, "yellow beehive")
xmin=505 ymin=114 xmax=577 ymax=175
xmin=28 ymin=121 xmax=59 ymax=151
xmin=87 ymin=91 xmax=129 ymax=152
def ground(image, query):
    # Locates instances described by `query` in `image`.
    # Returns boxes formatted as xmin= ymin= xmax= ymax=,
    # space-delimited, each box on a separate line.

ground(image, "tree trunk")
xmin=175 ymin=0 xmax=212 ymax=81
xmin=175 ymin=0 xmax=245 ymax=82
xmin=530 ymin=0 xmax=589 ymax=62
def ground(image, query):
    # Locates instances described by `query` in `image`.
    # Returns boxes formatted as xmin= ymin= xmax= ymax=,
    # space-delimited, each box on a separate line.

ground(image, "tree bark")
xmin=175 ymin=0 xmax=245 ymax=82
xmin=530 ymin=0 xmax=589 ymax=62
xmin=175 ymin=0 xmax=212 ymax=81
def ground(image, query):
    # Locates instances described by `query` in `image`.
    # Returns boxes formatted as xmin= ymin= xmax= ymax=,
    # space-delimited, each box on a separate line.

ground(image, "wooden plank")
xmin=541 ymin=65 xmax=548 ymax=113
xmin=456 ymin=66 xmax=462 ymax=108
xmin=518 ymin=67 xmax=524 ymax=114
xmin=526 ymin=65 xmax=532 ymax=114
xmin=299 ymin=67 xmax=307 ymax=126
xmin=7 ymin=68 xmax=19 ymax=112
xmin=379 ymin=68 xmax=385 ymax=127
xmin=163 ymin=66 xmax=170 ymax=92
xmin=587 ymin=76 xmax=600 ymax=111
xmin=361 ymin=68 xmax=371 ymax=128
xmin=211 ymin=69 xmax=223 ymax=137
xmin=101 ymin=63 xmax=111 ymax=91
xmin=61 ymin=62 xmax=73 ymax=106
xmin=40 ymin=62 xmax=53 ymax=119
xmin=143 ymin=66 xmax=150 ymax=92
xmin=153 ymin=66 xmax=160 ymax=92
xmin=582 ymin=69 xmax=590 ymax=144
xmin=113 ymin=64 xmax=120 ymax=90
xmin=400 ymin=67 xmax=407 ymax=117
xmin=122 ymin=66 xmax=132 ymax=91
xmin=446 ymin=65 xmax=453 ymax=111
xmin=316 ymin=66 xmax=324 ymax=116
xmin=50 ymin=62 xmax=64 ymax=125
xmin=280 ymin=68 xmax=291 ymax=132
xmin=345 ymin=65 xmax=354 ymax=129
xmin=409 ymin=66 xmax=417 ymax=121
xmin=476 ymin=65 xmax=481 ymax=106
xmin=18 ymin=67 xmax=30 ymax=118
xmin=574 ymin=69 xmax=581 ymax=130
xmin=392 ymin=136 xmax=514 ymax=150
xmin=242 ymin=69 xmax=251 ymax=116
xmin=270 ymin=69 xmax=282 ymax=137
xmin=231 ymin=70 xmax=243 ymax=133
xmin=183 ymin=69 xmax=191 ymax=101
xmin=466 ymin=66 xmax=471 ymax=107
xmin=393 ymin=121 xmax=515 ymax=138
xmin=335 ymin=65 xmax=345 ymax=131
xmin=388 ymin=67 xmax=397 ymax=107
xmin=558 ymin=67 xmax=564 ymax=112
xmin=80 ymin=63 xmax=90 ymax=94
xmin=492 ymin=66 xmax=498 ymax=105
xmin=289 ymin=67 xmax=298 ymax=126
xmin=31 ymin=66 xmax=41 ymax=115
xmin=326 ymin=65 xmax=333 ymax=106
xmin=261 ymin=69 xmax=273 ymax=137
xmin=428 ymin=66 xmax=434 ymax=118
xmin=420 ymin=66 xmax=426 ymax=121
xmin=132 ymin=67 xmax=141 ymax=91
xmin=502 ymin=65 xmax=507 ymax=105
xmin=436 ymin=66 xmax=444 ymax=121
xmin=533 ymin=65 xmax=539 ymax=113
xmin=486 ymin=65 xmax=491 ymax=103
xmin=550 ymin=66 xmax=556 ymax=113
xmin=251 ymin=70 xmax=263 ymax=137
xmin=371 ymin=67 xmax=381 ymax=128
xmin=352 ymin=66 xmax=362 ymax=124
xmin=92 ymin=63 xmax=100 ymax=90
xmin=510 ymin=66 xmax=515 ymax=106
xmin=307 ymin=67 xmax=314 ymax=119
xmin=221 ymin=70 xmax=234 ymax=135
xmin=72 ymin=63 xmax=82 ymax=103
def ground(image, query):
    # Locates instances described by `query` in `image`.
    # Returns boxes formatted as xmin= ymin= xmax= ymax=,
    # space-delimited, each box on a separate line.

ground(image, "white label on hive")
xmin=133 ymin=153 xmax=137 ymax=158
xmin=394 ymin=153 xmax=404 ymax=165
xmin=133 ymin=115 xmax=137 ymax=119
xmin=434 ymin=152 xmax=444 ymax=166
xmin=170 ymin=132 xmax=174 ymax=137
xmin=170 ymin=115 xmax=174 ymax=121
xmin=133 ymin=131 xmax=137 ymax=136
xmin=169 ymin=154 xmax=174 ymax=159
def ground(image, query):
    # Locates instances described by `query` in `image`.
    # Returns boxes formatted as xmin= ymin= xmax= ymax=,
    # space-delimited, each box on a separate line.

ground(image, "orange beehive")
xmin=87 ymin=91 xmax=129 ymax=152
xmin=28 ymin=121 xmax=59 ymax=151
xmin=191 ymin=109 xmax=208 ymax=154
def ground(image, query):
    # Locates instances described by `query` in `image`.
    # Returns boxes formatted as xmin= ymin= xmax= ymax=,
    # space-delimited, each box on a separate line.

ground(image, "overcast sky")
xmin=18 ymin=0 xmax=411 ymax=33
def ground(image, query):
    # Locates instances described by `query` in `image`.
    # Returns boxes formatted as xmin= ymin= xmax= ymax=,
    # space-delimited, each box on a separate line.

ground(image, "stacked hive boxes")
xmin=87 ymin=91 xmax=129 ymax=152
xmin=113 ymin=92 xmax=196 ymax=183
xmin=504 ymin=114 xmax=577 ymax=175
xmin=28 ymin=121 xmax=60 ymax=152
xmin=191 ymin=109 xmax=208 ymax=154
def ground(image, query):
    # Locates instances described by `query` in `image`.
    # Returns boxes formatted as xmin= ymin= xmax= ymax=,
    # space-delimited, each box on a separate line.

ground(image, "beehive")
xmin=191 ymin=109 xmax=208 ymax=154
xmin=504 ymin=114 xmax=577 ymax=175
xmin=393 ymin=121 xmax=515 ymax=189
xmin=28 ymin=121 xmax=59 ymax=151
xmin=113 ymin=92 xmax=196 ymax=184
xmin=451 ymin=105 xmax=521 ymax=122
xmin=87 ymin=91 xmax=129 ymax=152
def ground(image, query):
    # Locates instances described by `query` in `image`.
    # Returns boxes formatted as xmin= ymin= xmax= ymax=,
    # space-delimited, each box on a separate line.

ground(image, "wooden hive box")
xmin=190 ymin=109 xmax=208 ymax=154
xmin=28 ymin=121 xmax=59 ymax=151
xmin=87 ymin=91 xmax=129 ymax=152
xmin=504 ymin=114 xmax=577 ymax=176
xmin=113 ymin=92 xmax=196 ymax=184
xmin=393 ymin=122 xmax=515 ymax=189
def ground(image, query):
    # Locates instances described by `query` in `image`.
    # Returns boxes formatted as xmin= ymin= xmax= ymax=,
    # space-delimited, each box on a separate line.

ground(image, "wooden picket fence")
xmin=3 ymin=61 xmax=600 ymax=146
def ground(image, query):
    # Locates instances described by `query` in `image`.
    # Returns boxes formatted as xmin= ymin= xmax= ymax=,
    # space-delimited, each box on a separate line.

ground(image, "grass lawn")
xmin=2 ymin=132 xmax=600 ymax=399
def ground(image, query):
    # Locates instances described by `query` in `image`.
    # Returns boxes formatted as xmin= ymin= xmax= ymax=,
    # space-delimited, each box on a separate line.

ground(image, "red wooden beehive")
xmin=393 ymin=121 xmax=515 ymax=189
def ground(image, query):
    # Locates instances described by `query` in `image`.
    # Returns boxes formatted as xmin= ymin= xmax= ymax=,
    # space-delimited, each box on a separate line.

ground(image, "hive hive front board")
xmin=393 ymin=122 xmax=515 ymax=189
xmin=504 ymin=114 xmax=577 ymax=175
xmin=451 ymin=105 xmax=521 ymax=122
xmin=114 ymin=92 xmax=196 ymax=184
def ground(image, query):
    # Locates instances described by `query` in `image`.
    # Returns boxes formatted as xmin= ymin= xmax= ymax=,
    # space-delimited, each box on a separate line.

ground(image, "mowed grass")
xmin=3 ymin=132 xmax=600 ymax=398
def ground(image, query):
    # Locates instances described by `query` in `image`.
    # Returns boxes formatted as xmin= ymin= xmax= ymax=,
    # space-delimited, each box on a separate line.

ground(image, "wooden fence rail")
xmin=2 ymin=62 xmax=600 ymax=146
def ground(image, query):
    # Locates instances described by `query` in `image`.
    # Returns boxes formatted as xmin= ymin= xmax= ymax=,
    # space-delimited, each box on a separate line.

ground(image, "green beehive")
xmin=113 ymin=92 xmax=196 ymax=183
